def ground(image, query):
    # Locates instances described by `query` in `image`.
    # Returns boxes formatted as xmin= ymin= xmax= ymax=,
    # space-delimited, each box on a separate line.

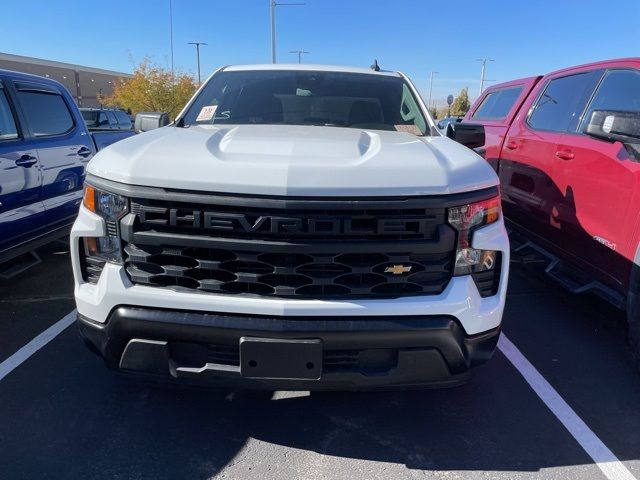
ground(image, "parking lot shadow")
xmin=223 ymin=363 xmax=598 ymax=476
xmin=0 ymin=344 xmax=601 ymax=480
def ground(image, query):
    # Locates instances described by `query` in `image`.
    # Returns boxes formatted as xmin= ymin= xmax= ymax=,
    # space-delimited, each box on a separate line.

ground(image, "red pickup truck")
xmin=462 ymin=58 xmax=640 ymax=359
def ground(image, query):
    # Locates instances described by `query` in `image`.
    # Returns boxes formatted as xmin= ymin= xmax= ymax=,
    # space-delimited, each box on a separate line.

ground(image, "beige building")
xmin=0 ymin=52 xmax=132 ymax=107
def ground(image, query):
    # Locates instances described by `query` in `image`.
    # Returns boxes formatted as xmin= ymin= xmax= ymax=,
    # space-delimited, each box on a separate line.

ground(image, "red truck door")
xmin=552 ymin=66 xmax=640 ymax=289
xmin=500 ymin=70 xmax=602 ymax=252
xmin=464 ymin=77 xmax=540 ymax=171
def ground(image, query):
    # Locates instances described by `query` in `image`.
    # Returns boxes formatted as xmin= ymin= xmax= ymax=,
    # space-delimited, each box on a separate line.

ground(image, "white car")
xmin=70 ymin=64 xmax=508 ymax=389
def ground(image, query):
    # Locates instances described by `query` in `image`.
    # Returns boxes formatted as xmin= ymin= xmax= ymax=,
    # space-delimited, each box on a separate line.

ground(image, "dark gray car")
xmin=80 ymin=108 xmax=132 ymax=131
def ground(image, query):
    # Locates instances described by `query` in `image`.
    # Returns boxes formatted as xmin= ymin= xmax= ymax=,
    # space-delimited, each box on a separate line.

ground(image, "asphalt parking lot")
xmin=1 ymin=242 xmax=639 ymax=480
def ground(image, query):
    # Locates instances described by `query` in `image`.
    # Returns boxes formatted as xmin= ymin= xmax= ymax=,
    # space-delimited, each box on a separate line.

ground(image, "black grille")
xmin=119 ymin=193 xmax=480 ymax=299
xmin=124 ymin=244 xmax=453 ymax=298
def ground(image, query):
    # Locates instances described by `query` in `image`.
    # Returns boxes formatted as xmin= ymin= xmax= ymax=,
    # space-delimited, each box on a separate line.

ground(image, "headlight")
xmin=81 ymin=184 xmax=128 ymax=264
xmin=448 ymin=196 xmax=500 ymax=276
xmin=83 ymin=185 xmax=128 ymax=222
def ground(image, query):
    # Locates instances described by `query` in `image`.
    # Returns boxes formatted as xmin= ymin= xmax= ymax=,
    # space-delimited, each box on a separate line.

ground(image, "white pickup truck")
xmin=70 ymin=64 xmax=509 ymax=389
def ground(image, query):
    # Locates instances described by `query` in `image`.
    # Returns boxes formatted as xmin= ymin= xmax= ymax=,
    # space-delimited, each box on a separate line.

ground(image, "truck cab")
xmin=463 ymin=76 xmax=540 ymax=171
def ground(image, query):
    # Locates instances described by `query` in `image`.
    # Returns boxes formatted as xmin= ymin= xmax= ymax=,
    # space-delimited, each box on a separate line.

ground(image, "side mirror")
xmin=585 ymin=109 xmax=640 ymax=144
xmin=134 ymin=112 xmax=170 ymax=133
xmin=446 ymin=122 xmax=485 ymax=149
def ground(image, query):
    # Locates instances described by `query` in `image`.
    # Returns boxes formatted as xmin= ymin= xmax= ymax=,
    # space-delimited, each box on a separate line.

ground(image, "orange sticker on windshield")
xmin=196 ymin=105 xmax=217 ymax=122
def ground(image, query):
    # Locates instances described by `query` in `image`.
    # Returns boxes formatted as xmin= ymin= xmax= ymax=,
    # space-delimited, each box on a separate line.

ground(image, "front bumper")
xmin=78 ymin=307 xmax=500 ymax=390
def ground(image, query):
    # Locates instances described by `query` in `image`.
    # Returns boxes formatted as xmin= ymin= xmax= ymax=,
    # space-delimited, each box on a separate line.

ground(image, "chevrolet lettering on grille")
xmin=134 ymin=204 xmax=433 ymax=237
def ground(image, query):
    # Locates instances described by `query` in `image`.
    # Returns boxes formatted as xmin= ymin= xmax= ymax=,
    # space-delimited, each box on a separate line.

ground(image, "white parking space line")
xmin=498 ymin=334 xmax=637 ymax=480
xmin=0 ymin=310 xmax=76 ymax=382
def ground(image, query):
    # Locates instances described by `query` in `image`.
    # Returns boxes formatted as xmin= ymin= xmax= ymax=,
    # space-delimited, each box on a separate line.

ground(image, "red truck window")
xmin=579 ymin=69 xmax=640 ymax=134
xmin=528 ymin=72 xmax=598 ymax=133
xmin=472 ymin=86 xmax=523 ymax=121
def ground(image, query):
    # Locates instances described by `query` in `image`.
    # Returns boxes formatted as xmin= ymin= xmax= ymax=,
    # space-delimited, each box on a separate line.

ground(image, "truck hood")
xmin=87 ymin=125 xmax=497 ymax=196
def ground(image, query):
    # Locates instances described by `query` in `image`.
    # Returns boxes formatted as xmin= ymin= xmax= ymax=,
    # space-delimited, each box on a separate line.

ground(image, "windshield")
xmin=181 ymin=70 xmax=429 ymax=135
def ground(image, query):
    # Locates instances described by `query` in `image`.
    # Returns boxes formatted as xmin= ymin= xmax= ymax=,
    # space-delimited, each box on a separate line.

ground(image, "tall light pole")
xmin=476 ymin=58 xmax=494 ymax=96
xmin=289 ymin=49 xmax=310 ymax=63
xmin=169 ymin=0 xmax=174 ymax=84
xmin=188 ymin=42 xmax=207 ymax=84
xmin=428 ymin=71 xmax=439 ymax=110
xmin=270 ymin=1 xmax=305 ymax=63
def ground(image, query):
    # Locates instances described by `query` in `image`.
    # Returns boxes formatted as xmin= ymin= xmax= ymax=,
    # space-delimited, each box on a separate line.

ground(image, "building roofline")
xmin=0 ymin=51 xmax=133 ymax=78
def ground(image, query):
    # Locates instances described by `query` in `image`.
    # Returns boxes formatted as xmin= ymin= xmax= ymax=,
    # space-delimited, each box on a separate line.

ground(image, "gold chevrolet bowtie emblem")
xmin=384 ymin=265 xmax=412 ymax=275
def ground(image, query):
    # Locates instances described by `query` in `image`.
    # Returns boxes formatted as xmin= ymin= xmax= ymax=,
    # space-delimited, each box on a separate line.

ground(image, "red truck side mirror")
xmin=446 ymin=123 xmax=486 ymax=150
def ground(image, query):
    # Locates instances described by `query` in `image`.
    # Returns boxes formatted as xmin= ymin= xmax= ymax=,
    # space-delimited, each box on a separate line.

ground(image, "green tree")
xmin=450 ymin=87 xmax=471 ymax=116
xmin=429 ymin=106 xmax=438 ymax=119
xmin=104 ymin=59 xmax=197 ymax=120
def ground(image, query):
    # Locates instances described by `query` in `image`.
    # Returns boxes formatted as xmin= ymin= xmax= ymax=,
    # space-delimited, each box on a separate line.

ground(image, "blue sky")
xmin=1 ymin=0 xmax=638 ymax=105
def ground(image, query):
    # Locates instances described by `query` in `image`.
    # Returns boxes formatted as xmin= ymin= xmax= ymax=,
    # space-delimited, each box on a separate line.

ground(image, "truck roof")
xmin=222 ymin=64 xmax=401 ymax=77
xmin=0 ymin=68 xmax=66 ymax=87
xmin=482 ymin=75 xmax=542 ymax=92
xmin=547 ymin=57 xmax=640 ymax=77
xmin=482 ymin=57 xmax=640 ymax=93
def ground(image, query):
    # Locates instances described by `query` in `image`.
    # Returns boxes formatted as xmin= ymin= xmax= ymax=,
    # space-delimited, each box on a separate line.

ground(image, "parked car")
xmin=71 ymin=64 xmax=509 ymax=390
xmin=79 ymin=108 xmax=136 ymax=150
xmin=436 ymin=115 xmax=462 ymax=133
xmin=80 ymin=108 xmax=133 ymax=130
xmin=0 ymin=69 xmax=134 ymax=267
xmin=464 ymin=58 xmax=640 ymax=359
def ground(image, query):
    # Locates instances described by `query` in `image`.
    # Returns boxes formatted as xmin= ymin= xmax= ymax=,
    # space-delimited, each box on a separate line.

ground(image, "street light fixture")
xmin=270 ymin=0 xmax=305 ymax=63
xmin=188 ymin=42 xmax=208 ymax=84
xmin=289 ymin=49 xmax=310 ymax=64
xmin=476 ymin=58 xmax=494 ymax=96
xmin=428 ymin=71 xmax=439 ymax=110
